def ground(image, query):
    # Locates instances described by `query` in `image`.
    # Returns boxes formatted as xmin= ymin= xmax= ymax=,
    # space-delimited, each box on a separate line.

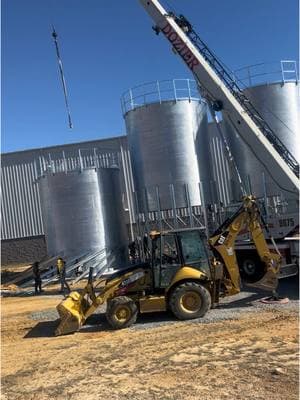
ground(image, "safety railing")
xmin=233 ymin=60 xmax=299 ymax=88
xmin=37 ymin=148 xmax=120 ymax=175
xmin=121 ymin=78 xmax=202 ymax=115
xmin=186 ymin=20 xmax=299 ymax=175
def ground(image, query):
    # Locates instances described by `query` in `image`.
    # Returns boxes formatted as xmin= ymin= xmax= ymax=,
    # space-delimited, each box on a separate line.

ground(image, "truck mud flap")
xmin=278 ymin=264 xmax=299 ymax=279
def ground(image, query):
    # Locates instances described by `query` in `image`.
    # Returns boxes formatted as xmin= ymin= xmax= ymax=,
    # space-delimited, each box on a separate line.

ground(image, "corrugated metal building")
xmin=1 ymin=136 xmax=134 ymax=264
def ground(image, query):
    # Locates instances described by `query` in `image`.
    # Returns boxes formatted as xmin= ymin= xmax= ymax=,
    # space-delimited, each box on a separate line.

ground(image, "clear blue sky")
xmin=2 ymin=0 xmax=299 ymax=153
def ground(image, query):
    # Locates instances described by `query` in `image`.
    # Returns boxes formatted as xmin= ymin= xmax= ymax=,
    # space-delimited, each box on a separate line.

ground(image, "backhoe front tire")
xmin=106 ymin=296 xmax=138 ymax=329
xmin=169 ymin=282 xmax=211 ymax=320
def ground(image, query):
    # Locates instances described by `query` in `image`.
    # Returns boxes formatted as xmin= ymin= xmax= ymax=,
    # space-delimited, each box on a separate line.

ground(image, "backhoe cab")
xmin=55 ymin=196 xmax=281 ymax=336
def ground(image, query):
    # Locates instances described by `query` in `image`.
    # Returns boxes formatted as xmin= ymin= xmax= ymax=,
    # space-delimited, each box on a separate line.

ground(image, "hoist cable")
xmin=52 ymin=26 xmax=73 ymax=129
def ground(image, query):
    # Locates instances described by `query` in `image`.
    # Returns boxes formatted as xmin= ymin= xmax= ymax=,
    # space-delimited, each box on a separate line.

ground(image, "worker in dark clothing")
xmin=32 ymin=261 xmax=42 ymax=295
xmin=143 ymin=233 xmax=150 ymax=259
xmin=56 ymin=257 xmax=70 ymax=295
xmin=128 ymin=241 xmax=137 ymax=263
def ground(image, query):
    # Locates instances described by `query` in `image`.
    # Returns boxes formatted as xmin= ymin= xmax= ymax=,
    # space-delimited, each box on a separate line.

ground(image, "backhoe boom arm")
xmin=209 ymin=196 xmax=281 ymax=295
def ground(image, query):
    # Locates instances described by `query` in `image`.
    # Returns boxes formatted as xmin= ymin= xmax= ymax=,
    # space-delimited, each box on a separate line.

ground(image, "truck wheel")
xmin=238 ymin=255 xmax=266 ymax=283
xmin=169 ymin=282 xmax=211 ymax=320
xmin=106 ymin=296 xmax=138 ymax=329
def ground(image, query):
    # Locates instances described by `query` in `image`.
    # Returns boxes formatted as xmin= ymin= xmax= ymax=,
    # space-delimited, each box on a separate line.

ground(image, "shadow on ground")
xmin=82 ymin=311 xmax=178 ymax=333
xmin=23 ymin=310 xmax=178 ymax=338
xmin=24 ymin=320 xmax=60 ymax=338
xmin=277 ymin=276 xmax=299 ymax=300
xmin=220 ymin=276 xmax=299 ymax=308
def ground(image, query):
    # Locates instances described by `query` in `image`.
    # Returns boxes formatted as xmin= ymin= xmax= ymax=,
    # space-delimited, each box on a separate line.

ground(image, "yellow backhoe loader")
xmin=55 ymin=196 xmax=281 ymax=336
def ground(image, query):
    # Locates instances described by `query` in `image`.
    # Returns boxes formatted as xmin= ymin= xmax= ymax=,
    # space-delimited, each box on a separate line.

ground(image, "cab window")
xmin=178 ymin=230 xmax=207 ymax=263
xmin=152 ymin=236 xmax=161 ymax=265
xmin=161 ymin=234 xmax=179 ymax=265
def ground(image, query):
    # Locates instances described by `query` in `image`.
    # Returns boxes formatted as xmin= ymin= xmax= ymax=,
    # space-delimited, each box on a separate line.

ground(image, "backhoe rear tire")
xmin=169 ymin=282 xmax=211 ymax=320
xmin=106 ymin=296 xmax=138 ymax=329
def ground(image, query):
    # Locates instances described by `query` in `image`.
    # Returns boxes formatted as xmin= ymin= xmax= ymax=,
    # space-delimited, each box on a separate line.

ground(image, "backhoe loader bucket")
xmin=55 ymin=291 xmax=89 ymax=336
xmin=247 ymin=266 xmax=279 ymax=292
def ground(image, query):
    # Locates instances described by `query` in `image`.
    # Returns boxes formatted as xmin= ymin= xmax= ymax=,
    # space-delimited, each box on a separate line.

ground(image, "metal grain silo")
xmin=38 ymin=166 xmax=127 ymax=266
xmin=122 ymin=79 xmax=207 ymax=211
xmin=226 ymin=61 xmax=300 ymax=200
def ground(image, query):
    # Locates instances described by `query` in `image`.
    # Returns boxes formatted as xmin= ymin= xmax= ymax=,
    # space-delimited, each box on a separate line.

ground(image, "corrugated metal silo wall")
xmin=38 ymin=168 xmax=106 ymax=258
xmin=125 ymin=99 xmax=207 ymax=211
xmin=225 ymin=82 xmax=300 ymax=200
xmin=1 ymin=136 xmax=134 ymax=243
xmin=195 ymin=121 xmax=233 ymax=206
xmin=38 ymin=167 xmax=128 ymax=264
xmin=97 ymin=168 xmax=128 ymax=265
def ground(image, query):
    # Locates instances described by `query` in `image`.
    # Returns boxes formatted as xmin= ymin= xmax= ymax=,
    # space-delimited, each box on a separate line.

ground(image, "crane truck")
xmin=55 ymin=1 xmax=298 ymax=335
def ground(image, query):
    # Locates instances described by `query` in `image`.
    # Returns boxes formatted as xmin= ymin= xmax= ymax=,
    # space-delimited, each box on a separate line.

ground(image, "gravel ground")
xmin=131 ymin=278 xmax=299 ymax=330
xmin=29 ymin=276 xmax=299 ymax=332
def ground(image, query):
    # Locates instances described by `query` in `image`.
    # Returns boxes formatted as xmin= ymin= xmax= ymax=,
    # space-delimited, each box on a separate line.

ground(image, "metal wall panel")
xmin=1 ymin=162 xmax=44 ymax=239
